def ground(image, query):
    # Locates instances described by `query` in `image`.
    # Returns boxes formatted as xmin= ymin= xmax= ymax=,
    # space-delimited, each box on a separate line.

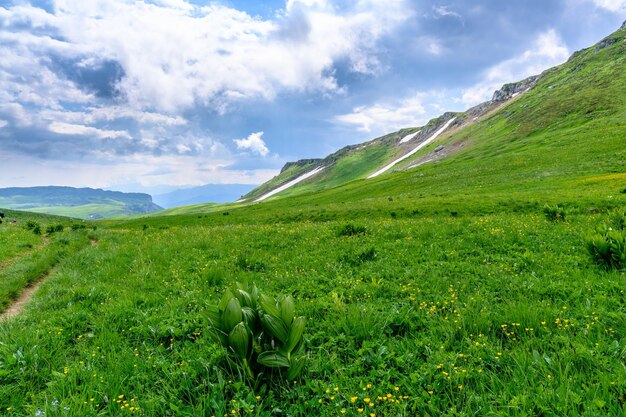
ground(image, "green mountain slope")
xmin=0 ymin=186 xmax=163 ymax=219
xmin=239 ymin=24 xmax=624 ymax=204
xmin=123 ymin=22 xmax=626 ymax=222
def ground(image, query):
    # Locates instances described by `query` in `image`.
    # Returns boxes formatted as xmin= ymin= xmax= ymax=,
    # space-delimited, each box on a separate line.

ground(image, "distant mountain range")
xmin=153 ymin=184 xmax=256 ymax=208
xmin=0 ymin=186 xmax=162 ymax=219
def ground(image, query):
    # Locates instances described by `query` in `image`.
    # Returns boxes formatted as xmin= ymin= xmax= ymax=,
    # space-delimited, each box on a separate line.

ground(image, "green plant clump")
xmin=45 ymin=224 xmax=64 ymax=235
xmin=206 ymin=283 xmax=307 ymax=384
xmin=338 ymin=223 xmax=367 ymax=237
xmin=543 ymin=204 xmax=567 ymax=222
xmin=586 ymin=224 xmax=626 ymax=270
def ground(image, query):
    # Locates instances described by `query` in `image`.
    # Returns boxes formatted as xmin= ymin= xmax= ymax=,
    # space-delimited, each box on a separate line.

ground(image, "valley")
xmin=0 ymin=14 xmax=625 ymax=417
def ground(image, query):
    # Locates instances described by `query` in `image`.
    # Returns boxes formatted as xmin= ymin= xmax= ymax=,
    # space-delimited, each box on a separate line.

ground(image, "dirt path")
xmin=0 ymin=270 xmax=52 ymax=321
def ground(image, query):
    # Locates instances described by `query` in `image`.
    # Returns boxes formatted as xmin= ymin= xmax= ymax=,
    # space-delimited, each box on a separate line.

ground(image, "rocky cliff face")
xmin=280 ymin=159 xmax=323 ymax=173
xmin=492 ymin=75 xmax=541 ymax=102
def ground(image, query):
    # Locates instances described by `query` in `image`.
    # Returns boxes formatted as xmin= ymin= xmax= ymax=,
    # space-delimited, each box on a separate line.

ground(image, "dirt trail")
xmin=0 ymin=270 xmax=52 ymax=321
xmin=0 ymin=236 xmax=96 ymax=321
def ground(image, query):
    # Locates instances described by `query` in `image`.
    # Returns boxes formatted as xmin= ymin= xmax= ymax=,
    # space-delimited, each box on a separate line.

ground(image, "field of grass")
xmin=1 ymin=22 xmax=625 ymax=417
xmin=26 ymin=202 xmax=129 ymax=220
xmin=1 ymin=201 xmax=625 ymax=416
xmin=0 ymin=210 xmax=92 ymax=312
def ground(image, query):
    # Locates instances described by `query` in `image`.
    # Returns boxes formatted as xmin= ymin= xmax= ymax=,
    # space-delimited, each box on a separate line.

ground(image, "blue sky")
xmin=0 ymin=0 xmax=624 ymax=194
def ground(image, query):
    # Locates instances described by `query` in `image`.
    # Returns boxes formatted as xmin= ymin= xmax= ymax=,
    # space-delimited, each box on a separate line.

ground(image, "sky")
xmin=0 ymin=0 xmax=624 ymax=195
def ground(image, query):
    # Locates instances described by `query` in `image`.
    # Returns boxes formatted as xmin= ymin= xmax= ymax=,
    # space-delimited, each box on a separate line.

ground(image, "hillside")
xmin=240 ymin=24 xmax=622 ymax=203
xmin=1 ymin=21 xmax=626 ymax=417
xmin=116 ymin=21 xmax=626 ymax=223
xmin=0 ymin=186 xmax=162 ymax=219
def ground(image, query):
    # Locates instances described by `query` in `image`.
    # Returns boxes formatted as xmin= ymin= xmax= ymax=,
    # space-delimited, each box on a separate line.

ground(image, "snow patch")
xmin=254 ymin=166 xmax=326 ymax=202
xmin=367 ymin=117 xmax=456 ymax=179
xmin=399 ymin=130 xmax=421 ymax=144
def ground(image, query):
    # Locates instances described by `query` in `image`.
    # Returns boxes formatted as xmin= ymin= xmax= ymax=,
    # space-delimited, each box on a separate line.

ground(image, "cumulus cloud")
xmin=460 ymin=29 xmax=570 ymax=106
xmin=334 ymin=94 xmax=431 ymax=133
xmin=234 ymin=132 xmax=270 ymax=156
xmin=0 ymin=0 xmax=412 ymax=188
xmin=432 ymin=5 xmax=463 ymax=20
xmin=594 ymin=0 xmax=626 ymax=11
xmin=48 ymin=122 xmax=132 ymax=139
xmin=0 ymin=0 xmax=411 ymax=115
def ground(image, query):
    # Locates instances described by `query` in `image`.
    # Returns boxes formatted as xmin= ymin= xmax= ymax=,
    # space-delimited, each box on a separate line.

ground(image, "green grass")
xmin=25 ymin=202 xmax=133 ymax=220
xmin=0 ymin=229 xmax=91 ymax=311
xmin=1 ymin=212 xmax=625 ymax=416
xmin=0 ymin=211 xmax=93 ymax=311
xmin=1 ymin=23 xmax=626 ymax=417
xmin=0 ymin=225 xmax=42 ymax=267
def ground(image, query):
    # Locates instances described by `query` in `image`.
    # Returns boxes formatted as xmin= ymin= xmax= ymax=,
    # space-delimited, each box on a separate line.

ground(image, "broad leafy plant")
xmin=543 ymin=204 xmax=567 ymax=222
xmin=586 ymin=213 xmax=626 ymax=270
xmin=206 ymin=283 xmax=307 ymax=382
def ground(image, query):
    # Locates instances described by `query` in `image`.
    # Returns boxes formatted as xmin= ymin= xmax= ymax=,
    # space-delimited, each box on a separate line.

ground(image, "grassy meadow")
xmin=1 ymin=21 xmax=625 ymax=417
xmin=1 ymin=200 xmax=625 ymax=416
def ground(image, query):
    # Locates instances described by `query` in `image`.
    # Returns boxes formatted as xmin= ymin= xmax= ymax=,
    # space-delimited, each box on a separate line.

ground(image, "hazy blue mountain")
xmin=153 ymin=184 xmax=257 ymax=208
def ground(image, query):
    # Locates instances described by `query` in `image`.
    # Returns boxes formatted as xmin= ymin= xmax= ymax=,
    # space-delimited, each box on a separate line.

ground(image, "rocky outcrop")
xmin=492 ymin=75 xmax=541 ymax=102
xmin=280 ymin=159 xmax=323 ymax=173
xmin=621 ymin=20 xmax=626 ymax=30
xmin=595 ymin=37 xmax=618 ymax=51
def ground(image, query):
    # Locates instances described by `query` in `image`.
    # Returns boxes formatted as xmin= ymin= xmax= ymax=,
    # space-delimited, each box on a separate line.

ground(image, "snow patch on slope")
xmin=399 ymin=130 xmax=421 ymax=144
xmin=254 ymin=166 xmax=326 ymax=202
xmin=367 ymin=117 xmax=456 ymax=179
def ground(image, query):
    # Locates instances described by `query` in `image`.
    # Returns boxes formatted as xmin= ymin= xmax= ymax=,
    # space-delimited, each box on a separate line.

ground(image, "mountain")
xmin=240 ymin=22 xmax=626 ymax=204
xmin=0 ymin=186 xmax=162 ymax=219
xmin=153 ymin=184 xmax=256 ymax=208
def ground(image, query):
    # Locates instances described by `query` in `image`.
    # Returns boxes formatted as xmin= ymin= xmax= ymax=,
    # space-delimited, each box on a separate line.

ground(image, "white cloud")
xmin=0 ymin=103 xmax=33 ymax=127
xmin=0 ymin=152 xmax=278 ymax=189
xmin=49 ymin=122 xmax=132 ymax=139
xmin=234 ymin=132 xmax=270 ymax=156
xmin=334 ymin=93 xmax=432 ymax=133
xmin=40 ymin=107 xmax=187 ymax=127
xmin=432 ymin=5 xmax=463 ymax=20
xmin=175 ymin=143 xmax=191 ymax=154
xmin=0 ymin=0 xmax=411 ymax=115
xmin=0 ymin=120 xmax=7 ymax=128
xmin=461 ymin=29 xmax=570 ymax=106
xmin=420 ymin=36 xmax=445 ymax=55
xmin=594 ymin=0 xmax=626 ymax=11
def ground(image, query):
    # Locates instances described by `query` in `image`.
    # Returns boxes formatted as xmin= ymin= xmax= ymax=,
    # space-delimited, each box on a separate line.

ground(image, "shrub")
xmin=235 ymin=255 xmax=266 ymax=272
xmin=71 ymin=223 xmax=87 ymax=231
xmin=32 ymin=225 xmax=41 ymax=235
xmin=25 ymin=220 xmax=39 ymax=230
xmin=337 ymin=223 xmax=367 ymax=237
xmin=45 ymin=224 xmax=65 ymax=235
xmin=543 ymin=204 xmax=567 ymax=222
xmin=586 ymin=225 xmax=626 ymax=270
xmin=207 ymin=283 xmax=307 ymax=384
xmin=340 ymin=247 xmax=378 ymax=266
xmin=607 ymin=210 xmax=625 ymax=231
